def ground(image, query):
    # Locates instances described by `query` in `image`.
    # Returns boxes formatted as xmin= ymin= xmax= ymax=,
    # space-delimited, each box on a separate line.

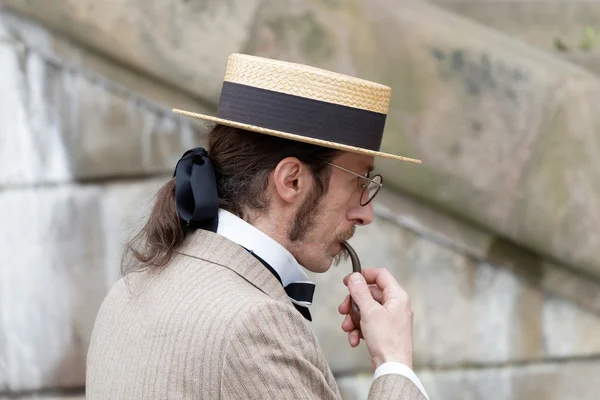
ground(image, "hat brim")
xmin=173 ymin=109 xmax=422 ymax=164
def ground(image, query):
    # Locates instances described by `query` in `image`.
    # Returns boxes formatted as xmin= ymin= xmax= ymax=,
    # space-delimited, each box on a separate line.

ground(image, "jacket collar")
xmin=175 ymin=228 xmax=289 ymax=304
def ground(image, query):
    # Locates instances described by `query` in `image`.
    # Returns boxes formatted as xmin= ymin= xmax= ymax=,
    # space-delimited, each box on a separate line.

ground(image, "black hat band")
xmin=216 ymin=82 xmax=387 ymax=152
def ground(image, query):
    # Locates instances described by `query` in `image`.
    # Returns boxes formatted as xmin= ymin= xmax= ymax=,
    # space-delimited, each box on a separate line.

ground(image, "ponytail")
xmin=121 ymin=178 xmax=185 ymax=275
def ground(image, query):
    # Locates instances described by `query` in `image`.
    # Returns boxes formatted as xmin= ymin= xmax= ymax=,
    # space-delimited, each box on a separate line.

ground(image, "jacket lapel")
xmin=175 ymin=228 xmax=289 ymax=304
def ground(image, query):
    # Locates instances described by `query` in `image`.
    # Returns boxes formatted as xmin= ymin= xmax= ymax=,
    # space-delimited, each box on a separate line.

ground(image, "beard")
xmin=288 ymin=184 xmax=325 ymax=242
xmin=288 ymin=185 xmax=356 ymax=267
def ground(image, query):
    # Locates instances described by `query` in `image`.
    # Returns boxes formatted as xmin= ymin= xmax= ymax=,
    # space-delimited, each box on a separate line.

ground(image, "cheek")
xmin=326 ymin=181 xmax=355 ymax=209
xmin=317 ymin=203 xmax=350 ymax=236
xmin=328 ymin=187 xmax=356 ymax=222
xmin=310 ymin=185 xmax=354 ymax=237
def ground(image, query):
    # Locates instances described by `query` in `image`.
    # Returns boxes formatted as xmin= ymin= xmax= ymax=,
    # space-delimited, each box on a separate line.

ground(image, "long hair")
xmin=122 ymin=124 xmax=341 ymax=275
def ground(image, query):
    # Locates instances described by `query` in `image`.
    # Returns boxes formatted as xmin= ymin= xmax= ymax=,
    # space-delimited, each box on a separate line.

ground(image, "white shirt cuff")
xmin=373 ymin=362 xmax=429 ymax=399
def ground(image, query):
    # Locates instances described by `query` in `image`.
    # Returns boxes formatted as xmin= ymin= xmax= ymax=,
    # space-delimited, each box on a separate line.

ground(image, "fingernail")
xmin=349 ymin=273 xmax=364 ymax=285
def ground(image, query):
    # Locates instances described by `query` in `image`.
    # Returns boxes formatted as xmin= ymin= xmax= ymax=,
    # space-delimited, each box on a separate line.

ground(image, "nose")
xmin=347 ymin=202 xmax=375 ymax=226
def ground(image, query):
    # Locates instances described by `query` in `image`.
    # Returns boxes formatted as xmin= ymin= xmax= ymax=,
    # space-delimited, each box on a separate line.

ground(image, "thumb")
xmin=347 ymin=273 xmax=376 ymax=312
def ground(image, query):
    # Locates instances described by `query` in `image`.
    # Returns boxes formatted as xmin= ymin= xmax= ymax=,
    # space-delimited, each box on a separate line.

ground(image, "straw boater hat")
xmin=173 ymin=53 xmax=421 ymax=163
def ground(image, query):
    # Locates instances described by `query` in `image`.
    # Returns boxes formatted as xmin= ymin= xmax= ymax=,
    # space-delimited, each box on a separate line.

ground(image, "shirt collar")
xmin=216 ymin=209 xmax=314 ymax=288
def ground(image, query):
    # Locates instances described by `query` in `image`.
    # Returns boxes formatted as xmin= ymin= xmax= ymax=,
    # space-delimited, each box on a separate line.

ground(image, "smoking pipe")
xmin=341 ymin=241 xmax=361 ymax=328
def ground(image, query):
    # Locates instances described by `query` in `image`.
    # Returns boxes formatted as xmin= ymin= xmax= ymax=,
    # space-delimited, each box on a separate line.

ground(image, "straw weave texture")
xmin=224 ymin=54 xmax=391 ymax=114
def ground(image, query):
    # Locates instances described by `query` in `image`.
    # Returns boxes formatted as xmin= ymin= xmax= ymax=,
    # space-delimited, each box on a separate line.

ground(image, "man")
xmin=86 ymin=53 xmax=428 ymax=399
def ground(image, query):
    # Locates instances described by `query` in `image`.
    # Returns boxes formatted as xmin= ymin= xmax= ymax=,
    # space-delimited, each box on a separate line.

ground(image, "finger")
xmin=345 ymin=268 xmax=403 ymax=303
xmin=348 ymin=329 xmax=361 ymax=347
xmin=344 ymin=268 xmax=398 ymax=289
xmin=369 ymin=286 xmax=383 ymax=303
xmin=340 ymin=282 xmax=383 ymax=305
xmin=342 ymin=273 xmax=354 ymax=286
xmin=346 ymin=273 xmax=377 ymax=313
xmin=338 ymin=294 xmax=351 ymax=315
xmin=342 ymin=314 xmax=353 ymax=332
xmin=341 ymin=313 xmax=355 ymax=333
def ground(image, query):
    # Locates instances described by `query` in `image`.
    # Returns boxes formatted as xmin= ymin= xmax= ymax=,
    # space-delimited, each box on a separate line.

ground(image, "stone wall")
xmin=0 ymin=9 xmax=201 ymax=397
xmin=2 ymin=2 xmax=600 ymax=400
xmin=0 ymin=10 xmax=207 ymax=185
xmin=429 ymin=0 xmax=600 ymax=75
xmin=430 ymin=0 xmax=600 ymax=52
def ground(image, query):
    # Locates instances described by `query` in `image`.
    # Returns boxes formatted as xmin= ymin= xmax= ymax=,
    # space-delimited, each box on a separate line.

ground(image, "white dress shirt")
xmin=216 ymin=209 xmax=429 ymax=399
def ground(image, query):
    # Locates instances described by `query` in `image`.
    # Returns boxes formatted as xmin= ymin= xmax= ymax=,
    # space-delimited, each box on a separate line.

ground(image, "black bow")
xmin=173 ymin=147 xmax=219 ymax=232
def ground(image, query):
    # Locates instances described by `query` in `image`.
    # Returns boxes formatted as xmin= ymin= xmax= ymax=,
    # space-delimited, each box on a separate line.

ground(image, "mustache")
xmin=332 ymin=226 xmax=356 ymax=267
xmin=337 ymin=225 xmax=356 ymax=243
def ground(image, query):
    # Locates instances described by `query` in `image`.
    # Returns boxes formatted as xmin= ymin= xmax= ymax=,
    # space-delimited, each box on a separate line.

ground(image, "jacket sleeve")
xmin=370 ymin=374 xmax=428 ymax=400
xmin=219 ymin=299 xmax=426 ymax=400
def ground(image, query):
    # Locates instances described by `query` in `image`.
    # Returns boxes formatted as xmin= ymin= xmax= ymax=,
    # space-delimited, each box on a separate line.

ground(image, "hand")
xmin=338 ymin=269 xmax=414 ymax=370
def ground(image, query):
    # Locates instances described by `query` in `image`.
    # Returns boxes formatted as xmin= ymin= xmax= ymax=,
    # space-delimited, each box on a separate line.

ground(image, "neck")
xmin=244 ymin=207 xmax=292 ymax=251
xmin=245 ymin=212 xmax=289 ymax=244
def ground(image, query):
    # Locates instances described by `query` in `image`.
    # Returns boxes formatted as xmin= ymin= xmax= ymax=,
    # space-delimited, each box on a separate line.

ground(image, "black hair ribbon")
xmin=173 ymin=147 xmax=219 ymax=232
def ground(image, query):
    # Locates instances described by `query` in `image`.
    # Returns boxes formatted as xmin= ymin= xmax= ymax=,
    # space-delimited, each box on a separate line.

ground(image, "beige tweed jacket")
xmin=86 ymin=229 xmax=425 ymax=399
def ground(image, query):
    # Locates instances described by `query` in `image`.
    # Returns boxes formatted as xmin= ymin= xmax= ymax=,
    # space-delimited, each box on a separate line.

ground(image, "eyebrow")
xmin=366 ymin=165 xmax=374 ymax=174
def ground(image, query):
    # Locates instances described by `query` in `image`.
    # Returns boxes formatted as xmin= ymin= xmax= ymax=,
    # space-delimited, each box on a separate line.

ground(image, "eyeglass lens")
xmin=361 ymin=175 xmax=382 ymax=205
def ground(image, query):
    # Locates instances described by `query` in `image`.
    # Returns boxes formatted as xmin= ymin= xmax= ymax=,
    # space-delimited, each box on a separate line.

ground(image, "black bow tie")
xmin=244 ymin=248 xmax=314 ymax=321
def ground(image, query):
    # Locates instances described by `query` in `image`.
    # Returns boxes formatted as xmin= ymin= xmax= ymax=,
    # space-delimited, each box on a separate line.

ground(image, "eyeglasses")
xmin=323 ymin=162 xmax=383 ymax=206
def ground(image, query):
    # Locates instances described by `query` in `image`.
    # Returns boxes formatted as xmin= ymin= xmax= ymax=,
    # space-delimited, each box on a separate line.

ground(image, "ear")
xmin=272 ymin=157 xmax=311 ymax=204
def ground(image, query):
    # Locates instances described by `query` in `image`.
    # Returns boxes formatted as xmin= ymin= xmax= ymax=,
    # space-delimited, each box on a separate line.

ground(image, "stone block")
xmin=562 ymin=52 xmax=600 ymax=76
xmin=374 ymin=189 xmax=600 ymax=315
xmin=0 ymin=0 xmax=262 ymax=103
xmin=0 ymin=179 xmax=165 ymax=391
xmin=0 ymin=11 xmax=208 ymax=185
xmin=0 ymin=10 xmax=209 ymax=120
xmin=509 ymin=84 xmax=600 ymax=278
xmin=358 ymin=1 xmax=600 ymax=277
xmin=309 ymin=204 xmax=600 ymax=372
xmin=337 ymin=359 xmax=600 ymax=400
xmin=0 ymin=395 xmax=84 ymax=400
xmin=431 ymin=0 xmax=600 ymax=54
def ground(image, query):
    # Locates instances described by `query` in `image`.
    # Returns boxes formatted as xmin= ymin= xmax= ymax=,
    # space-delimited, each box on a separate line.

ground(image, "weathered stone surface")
xmin=363 ymin=1 xmax=600 ymax=278
xmin=0 ymin=10 xmax=210 ymax=120
xmin=0 ymin=394 xmax=84 ymax=400
xmin=337 ymin=359 xmax=600 ymax=400
xmin=0 ymin=11 xmax=208 ymax=185
xmin=309 ymin=191 xmax=600 ymax=372
xmin=0 ymin=179 xmax=165 ymax=391
xmin=510 ymin=84 xmax=600 ymax=277
xmin=374 ymin=190 xmax=600 ymax=316
xmin=431 ymin=0 xmax=600 ymax=55
xmin=562 ymin=52 xmax=600 ymax=76
xmin=0 ymin=0 xmax=262 ymax=103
